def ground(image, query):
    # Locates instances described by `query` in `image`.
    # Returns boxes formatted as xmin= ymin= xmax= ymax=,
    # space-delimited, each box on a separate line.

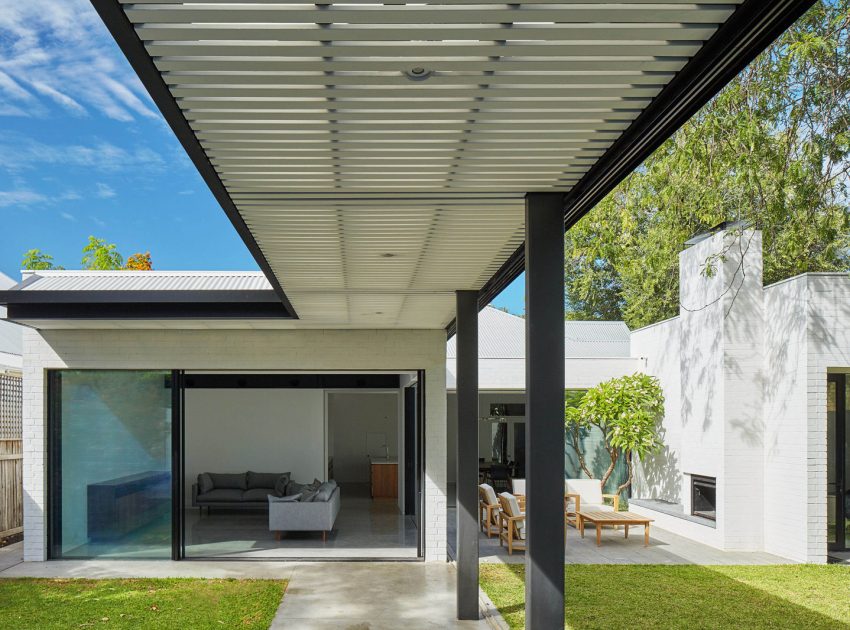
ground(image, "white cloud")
xmin=0 ymin=189 xmax=47 ymax=207
xmin=95 ymin=182 xmax=116 ymax=199
xmin=0 ymin=136 xmax=166 ymax=172
xmin=178 ymin=189 xmax=195 ymax=195
xmin=60 ymin=211 xmax=76 ymax=221
xmin=0 ymin=0 xmax=158 ymax=121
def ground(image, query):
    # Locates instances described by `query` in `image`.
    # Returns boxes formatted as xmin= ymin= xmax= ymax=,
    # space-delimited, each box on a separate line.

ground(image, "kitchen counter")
xmin=370 ymin=457 xmax=398 ymax=465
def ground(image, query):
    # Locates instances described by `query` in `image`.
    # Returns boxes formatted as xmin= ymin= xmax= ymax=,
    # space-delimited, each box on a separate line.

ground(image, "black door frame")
xmin=828 ymin=373 xmax=847 ymax=552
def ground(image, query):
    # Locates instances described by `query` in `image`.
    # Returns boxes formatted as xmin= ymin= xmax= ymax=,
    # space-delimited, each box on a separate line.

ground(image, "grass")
xmin=480 ymin=564 xmax=850 ymax=630
xmin=0 ymin=578 xmax=286 ymax=629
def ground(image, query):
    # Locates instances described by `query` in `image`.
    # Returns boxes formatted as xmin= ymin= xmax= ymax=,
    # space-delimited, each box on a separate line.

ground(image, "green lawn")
xmin=480 ymin=564 xmax=850 ymax=630
xmin=0 ymin=578 xmax=286 ymax=629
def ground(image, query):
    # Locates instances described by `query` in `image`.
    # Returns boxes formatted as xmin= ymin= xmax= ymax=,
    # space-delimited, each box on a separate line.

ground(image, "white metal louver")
xmin=110 ymin=1 xmax=746 ymax=328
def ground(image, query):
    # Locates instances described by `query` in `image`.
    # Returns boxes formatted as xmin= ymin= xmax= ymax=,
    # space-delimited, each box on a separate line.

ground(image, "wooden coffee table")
xmin=578 ymin=510 xmax=653 ymax=547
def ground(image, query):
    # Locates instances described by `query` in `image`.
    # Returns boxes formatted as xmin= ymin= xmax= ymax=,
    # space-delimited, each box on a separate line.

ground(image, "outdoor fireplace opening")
xmin=691 ymin=475 xmax=717 ymax=521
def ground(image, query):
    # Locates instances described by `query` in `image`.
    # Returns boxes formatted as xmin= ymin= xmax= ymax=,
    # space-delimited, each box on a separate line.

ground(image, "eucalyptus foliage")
xmin=565 ymin=1 xmax=850 ymax=328
xmin=565 ymin=373 xmax=664 ymax=498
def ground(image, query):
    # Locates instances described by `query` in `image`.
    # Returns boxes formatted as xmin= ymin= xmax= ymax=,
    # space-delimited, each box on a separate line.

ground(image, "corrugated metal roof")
xmin=447 ymin=306 xmax=630 ymax=359
xmin=18 ymin=270 xmax=273 ymax=292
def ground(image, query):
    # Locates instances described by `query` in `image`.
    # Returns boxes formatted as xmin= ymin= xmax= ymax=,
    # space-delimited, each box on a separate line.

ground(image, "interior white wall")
xmin=184 ymin=388 xmax=325 ymax=503
xmin=327 ymin=391 xmax=399 ymax=484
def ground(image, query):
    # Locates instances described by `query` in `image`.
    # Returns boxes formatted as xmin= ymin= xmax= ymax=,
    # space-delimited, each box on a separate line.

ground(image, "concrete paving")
xmin=0 ymin=542 xmax=22 ymax=572
xmin=271 ymin=563 xmax=489 ymax=629
xmin=447 ymin=507 xmax=796 ymax=565
xmin=0 ymin=549 xmax=490 ymax=629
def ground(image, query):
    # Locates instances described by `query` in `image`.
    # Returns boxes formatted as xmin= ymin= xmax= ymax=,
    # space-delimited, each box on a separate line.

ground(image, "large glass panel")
xmin=53 ymin=370 xmax=173 ymax=558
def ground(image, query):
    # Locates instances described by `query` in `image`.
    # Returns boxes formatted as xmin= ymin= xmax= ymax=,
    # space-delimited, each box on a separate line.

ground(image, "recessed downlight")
xmin=403 ymin=67 xmax=434 ymax=81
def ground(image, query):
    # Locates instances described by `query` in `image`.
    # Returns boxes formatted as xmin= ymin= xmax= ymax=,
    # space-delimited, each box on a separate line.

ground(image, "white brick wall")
xmin=22 ymin=327 xmax=447 ymax=562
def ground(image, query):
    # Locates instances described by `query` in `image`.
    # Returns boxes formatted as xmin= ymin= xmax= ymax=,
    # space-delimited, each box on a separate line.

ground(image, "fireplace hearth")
xmin=691 ymin=475 xmax=717 ymax=521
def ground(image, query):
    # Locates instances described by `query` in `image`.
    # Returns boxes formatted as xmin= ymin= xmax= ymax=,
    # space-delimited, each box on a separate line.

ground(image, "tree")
xmin=565 ymin=1 xmax=850 ymax=328
xmin=21 ymin=249 xmax=63 ymax=271
xmin=123 ymin=252 xmax=153 ymax=271
xmin=564 ymin=373 xmax=664 ymax=499
xmin=81 ymin=236 xmax=123 ymax=270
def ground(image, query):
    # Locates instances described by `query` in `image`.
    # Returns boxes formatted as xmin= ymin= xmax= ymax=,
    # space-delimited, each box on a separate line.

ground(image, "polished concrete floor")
xmin=186 ymin=483 xmax=418 ymax=559
xmin=447 ymin=507 xmax=795 ymax=565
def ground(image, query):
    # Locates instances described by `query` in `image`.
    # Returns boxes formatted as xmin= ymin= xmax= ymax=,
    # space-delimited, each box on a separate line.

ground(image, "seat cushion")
xmin=248 ymin=471 xmax=290 ymax=490
xmin=511 ymin=479 xmax=526 ymax=495
xmin=565 ymin=478 xmax=603 ymax=505
xmin=479 ymin=483 xmax=498 ymax=506
xmin=198 ymin=488 xmax=243 ymax=503
xmin=208 ymin=473 xmax=247 ymax=490
xmin=243 ymin=488 xmax=273 ymax=502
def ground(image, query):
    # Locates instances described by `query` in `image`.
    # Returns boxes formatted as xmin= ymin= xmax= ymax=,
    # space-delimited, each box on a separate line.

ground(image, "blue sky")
xmin=0 ymin=0 xmax=526 ymax=315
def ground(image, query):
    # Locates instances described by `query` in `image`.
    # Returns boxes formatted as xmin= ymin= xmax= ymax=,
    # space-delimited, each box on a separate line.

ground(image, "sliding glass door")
xmin=48 ymin=370 xmax=177 ymax=559
xmin=827 ymin=374 xmax=848 ymax=552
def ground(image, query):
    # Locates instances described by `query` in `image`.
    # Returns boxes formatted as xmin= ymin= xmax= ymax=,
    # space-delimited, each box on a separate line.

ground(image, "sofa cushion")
xmin=198 ymin=473 xmax=214 ymax=494
xmin=269 ymin=493 xmax=301 ymax=503
xmin=248 ymin=471 xmax=289 ymax=490
xmin=209 ymin=473 xmax=247 ymax=490
xmin=274 ymin=476 xmax=290 ymax=497
xmin=286 ymin=481 xmax=305 ymax=496
xmin=565 ymin=478 xmax=603 ymax=505
xmin=199 ymin=488 xmax=243 ymax=502
xmin=301 ymin=490 xmax=319 ymax=503
xmin=315 ymin=482 xmax=336 ymax=502
xmin=243 ymin=488 xmax=273 ymax=502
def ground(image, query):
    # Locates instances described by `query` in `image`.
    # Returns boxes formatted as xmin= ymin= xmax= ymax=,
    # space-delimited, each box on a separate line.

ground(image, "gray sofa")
xmin=269 ymin=481 xmax=341 ymax=541
xmin=192 ymin=471 xmax=290 ymax=511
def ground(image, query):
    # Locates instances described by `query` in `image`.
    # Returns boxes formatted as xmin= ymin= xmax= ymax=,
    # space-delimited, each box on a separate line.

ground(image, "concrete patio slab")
xmin=0 ymin=542 xmax=22 ymax=572
xmin=447 ymin=507 xmax=796 ymax=565
xmin=271 ymin=562 xmax=489 ymax=629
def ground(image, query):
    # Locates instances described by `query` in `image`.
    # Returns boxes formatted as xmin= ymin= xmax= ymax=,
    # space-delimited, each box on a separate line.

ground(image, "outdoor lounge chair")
xmin=564 ymin=478 xmax=620 ymax=529
xmin=498 ymin=492 xmax=526 ymax=554
xmin=478 ymin=483 xmax=501 ymax=537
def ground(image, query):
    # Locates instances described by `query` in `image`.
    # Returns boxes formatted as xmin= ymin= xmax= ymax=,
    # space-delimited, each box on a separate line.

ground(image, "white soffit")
xmin=117 ymin=1 xmax=741 ymax=328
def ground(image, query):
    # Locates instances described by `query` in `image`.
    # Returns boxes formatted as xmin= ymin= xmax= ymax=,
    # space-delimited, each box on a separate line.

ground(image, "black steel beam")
xmin=524 ymin=193 xmax=565 ymax=629
xmin=455 ymin=290 xmax=479 ymax=620
xmin=89 ymin=0 xmax=297 ymax=318
xmin=446 ymin=0 xmax=817 ymax=337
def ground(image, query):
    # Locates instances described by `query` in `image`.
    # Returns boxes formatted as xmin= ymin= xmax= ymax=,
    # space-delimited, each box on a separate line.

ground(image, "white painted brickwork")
xmin=633 ymin=231 xmax=850 ymax=561
xmin=22 ymin=328 xmax=447 ymax=562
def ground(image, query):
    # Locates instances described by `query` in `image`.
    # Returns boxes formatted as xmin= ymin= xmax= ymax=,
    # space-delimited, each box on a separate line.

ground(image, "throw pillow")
xmin=198 ymin=473 xmax=214 ymax=494
xmin=286 ymin=481 xmax=305 ymax=496
xmin=274 ymin=475 xmax=290 ymax=497
xmin=268 ymin=493 xmax=301 ymax=503
xmin=315 ymin=481 xmax=336 ymax=502
xmin=301 ymin=490 xmax=319 ymax=503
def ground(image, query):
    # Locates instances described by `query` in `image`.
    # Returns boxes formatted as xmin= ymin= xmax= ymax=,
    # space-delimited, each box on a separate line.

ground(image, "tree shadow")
xmin=485 ymin=564 xmax=850 ymax=630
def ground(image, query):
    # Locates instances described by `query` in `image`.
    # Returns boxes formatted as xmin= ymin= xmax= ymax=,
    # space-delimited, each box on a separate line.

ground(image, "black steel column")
xmin=524 ymin=193 xmax=565 ymax=628
xmin=455 ymin=290 xmax=479 ymax=620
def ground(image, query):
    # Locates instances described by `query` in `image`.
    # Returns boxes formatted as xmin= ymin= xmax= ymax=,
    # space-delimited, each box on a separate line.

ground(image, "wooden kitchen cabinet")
xmin=370 ymin=461 xmax=398 ymax=498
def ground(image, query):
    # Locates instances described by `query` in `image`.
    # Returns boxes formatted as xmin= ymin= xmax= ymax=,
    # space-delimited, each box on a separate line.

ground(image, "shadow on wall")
xmin=636 ymin=432 xmax=681 ymax=504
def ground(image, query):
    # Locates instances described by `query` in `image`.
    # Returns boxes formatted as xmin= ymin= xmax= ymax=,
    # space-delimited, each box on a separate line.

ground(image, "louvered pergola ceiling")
xmin=95 ymin=0 xmax=812 ymax=329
